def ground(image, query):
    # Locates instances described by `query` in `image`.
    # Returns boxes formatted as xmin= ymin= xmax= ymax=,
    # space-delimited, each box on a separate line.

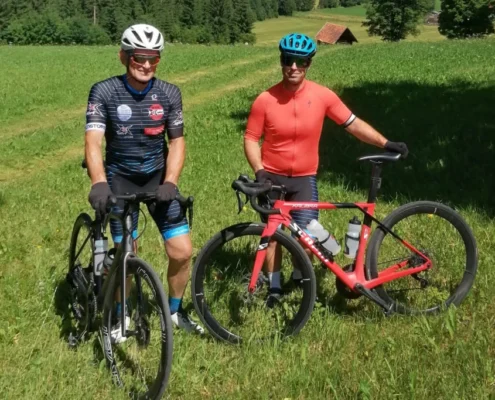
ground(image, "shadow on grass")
xmin=53 ymin=277 xmax=77 ymax=341
xmin=319 ymin=80 xmax=495 ymax=214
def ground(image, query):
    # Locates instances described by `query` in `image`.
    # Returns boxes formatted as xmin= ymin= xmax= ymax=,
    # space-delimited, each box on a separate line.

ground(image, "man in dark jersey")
xmin=85 ymin=24 xmax=203 ymax=341
xmin=245 ymin=33 xmax=409 ymax=304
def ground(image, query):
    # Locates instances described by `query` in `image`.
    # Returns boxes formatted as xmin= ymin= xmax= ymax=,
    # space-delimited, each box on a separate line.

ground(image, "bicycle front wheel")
xmin=366 ymin=201 xmax=478 ymax=314
xmin=192 ymin=223 xmax=316 ymax=344
xmin=102 ymin=257 xmax=173 ymax=400
xmin=67 ymin=213 xmax=96 ymax=337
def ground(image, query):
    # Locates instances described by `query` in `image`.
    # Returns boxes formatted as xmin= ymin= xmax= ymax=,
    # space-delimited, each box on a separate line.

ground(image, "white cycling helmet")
xmin=121 ymin=24 xmax=164 ymax=53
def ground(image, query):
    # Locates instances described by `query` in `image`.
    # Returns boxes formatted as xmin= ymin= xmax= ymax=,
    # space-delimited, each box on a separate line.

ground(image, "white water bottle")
xmin=344 ymin=216 xmax=361 ymax=259
xmin=306 ymin=219 xmax=341 ymax=256
xmin=94 ymin=238 xmax=108 ymax=276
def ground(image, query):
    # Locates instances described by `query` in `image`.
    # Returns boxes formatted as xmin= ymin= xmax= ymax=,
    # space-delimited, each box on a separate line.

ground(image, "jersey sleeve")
xmin=324 ymin=89 xmax=356 ymax=127
xmin=165 ymin=85 xmax=184 ymax=139
xmin=244 ymin=94 xmax=266 ymax=142
xmin=85 ymin=83 xmax=108 ymax=133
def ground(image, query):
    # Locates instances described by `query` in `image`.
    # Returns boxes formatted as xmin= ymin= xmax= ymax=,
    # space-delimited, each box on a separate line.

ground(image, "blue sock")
xmin=115 ymin=302 xmax=121 ymax=317
xmin=169 ymin=297 xmax=182 ymax=314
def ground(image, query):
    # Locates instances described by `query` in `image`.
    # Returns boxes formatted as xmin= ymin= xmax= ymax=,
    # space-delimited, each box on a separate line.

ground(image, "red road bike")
xmin=192 ymin=152 xmax=478 ymax=344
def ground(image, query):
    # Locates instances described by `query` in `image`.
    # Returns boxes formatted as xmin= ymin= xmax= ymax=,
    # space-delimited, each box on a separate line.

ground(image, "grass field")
xmin=1 ymin=11 xmax=495 ymax=400
xmin=254 ymin=6 xmax=443 ymax=45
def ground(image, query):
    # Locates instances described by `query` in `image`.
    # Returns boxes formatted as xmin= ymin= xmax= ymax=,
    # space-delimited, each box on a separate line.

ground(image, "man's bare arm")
xmin=85 ymin=130 xmax=106 ymax=184
xmin=244 ymin=138 xmax=264 ymax=173
xmin=165 ymin=137 xmax=185 ymax=184
xmin=345 ymin=117 xmax=387 ymax=148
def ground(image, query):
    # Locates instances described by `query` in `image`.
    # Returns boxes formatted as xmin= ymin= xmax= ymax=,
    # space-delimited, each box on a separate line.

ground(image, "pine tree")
xmin=234 ymin=0 xmax=254 ymax=33
xmin=363 ymin=0 xmax=434 ymax=41
xmin=210 ymin=0 xmax=233 ymax=43
xmin=278 ymin=0 xmax=297 ymax=15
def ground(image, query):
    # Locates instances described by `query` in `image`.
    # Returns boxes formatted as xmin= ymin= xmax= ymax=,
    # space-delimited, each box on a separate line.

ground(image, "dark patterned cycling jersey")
xmin=85 ymin=75 xmax=184 ymax=176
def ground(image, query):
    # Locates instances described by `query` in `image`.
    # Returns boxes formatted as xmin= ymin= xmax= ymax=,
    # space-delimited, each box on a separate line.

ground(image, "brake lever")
xmin=235 ymin=191 xmax=244 ymax=214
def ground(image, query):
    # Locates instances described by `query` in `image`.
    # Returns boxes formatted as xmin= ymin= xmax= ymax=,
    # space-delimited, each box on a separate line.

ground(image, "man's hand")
xmin=156 ymin=182 xmax=177 ymax=203
xmin=88 ymin=182 xmax=113 ymax=220
xmin=384 ymin=141 xmax=409 ymax=158
xmin=255 ymin=169 xmax=272 ymax=185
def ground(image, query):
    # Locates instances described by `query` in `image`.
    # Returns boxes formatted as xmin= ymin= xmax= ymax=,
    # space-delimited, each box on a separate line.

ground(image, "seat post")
xmin=367 ymin=161 xmax=383 ymax=204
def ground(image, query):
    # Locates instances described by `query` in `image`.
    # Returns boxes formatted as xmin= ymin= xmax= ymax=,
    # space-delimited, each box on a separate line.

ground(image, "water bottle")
xmin=344 ymin=216 xmax=361 ymax=259
xmin=306 ymin=219 xmax=341 ymax=256
xmin=103 ymin=248 xmax=117 ymax=270
xmin=93 ymin=238 xmax=108 ymax=276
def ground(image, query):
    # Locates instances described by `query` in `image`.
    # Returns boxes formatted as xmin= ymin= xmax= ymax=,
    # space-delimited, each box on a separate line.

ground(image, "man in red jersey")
xmin=244 ymin=33 xmax=408 ymax=304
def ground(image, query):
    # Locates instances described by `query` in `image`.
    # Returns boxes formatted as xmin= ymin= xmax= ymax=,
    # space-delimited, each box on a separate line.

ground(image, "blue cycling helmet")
xmin=279 ymin=33 xmax=316 ymax=58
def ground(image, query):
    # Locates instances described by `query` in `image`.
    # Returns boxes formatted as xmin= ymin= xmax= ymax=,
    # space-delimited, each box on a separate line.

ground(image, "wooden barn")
xmin=315 ymin=23 xmax=358 ymax=45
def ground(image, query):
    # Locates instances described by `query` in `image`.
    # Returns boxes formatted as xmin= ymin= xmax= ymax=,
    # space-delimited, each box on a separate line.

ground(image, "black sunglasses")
xmin=281 ymin=55 xmax=312 ymax=68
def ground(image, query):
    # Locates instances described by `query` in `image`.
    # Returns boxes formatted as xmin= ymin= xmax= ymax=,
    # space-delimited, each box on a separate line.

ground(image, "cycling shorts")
xmin=262 ymin=172 xmax=319 ymax=229
xmin=107 ymin=170 xmax=189 ymax=243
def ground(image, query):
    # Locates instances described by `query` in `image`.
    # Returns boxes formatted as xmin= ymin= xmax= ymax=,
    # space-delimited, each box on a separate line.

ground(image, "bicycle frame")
xmin=247 ymin=162 xmax=432 ymax=297
xmin=89 ymin=202 xmax=139 ymax=339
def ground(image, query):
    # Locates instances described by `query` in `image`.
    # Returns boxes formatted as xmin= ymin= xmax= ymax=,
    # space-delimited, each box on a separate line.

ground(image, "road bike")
xmin=67 ymin=165 xmax=194 ymax=398
xmin=191 ymin=152 xmax=478 ymax=344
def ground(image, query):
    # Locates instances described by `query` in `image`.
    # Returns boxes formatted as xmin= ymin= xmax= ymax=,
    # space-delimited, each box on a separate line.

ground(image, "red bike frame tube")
xmin=248 ymin=213 xmax=287 ymax=293
xmin=255 ymin=200 xmax=432 ymax=293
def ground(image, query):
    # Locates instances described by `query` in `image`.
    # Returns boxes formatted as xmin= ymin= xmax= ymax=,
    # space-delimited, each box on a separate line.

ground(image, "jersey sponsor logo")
xmin=172 ymin=110 xmax=183 ymax=126
xmin=85 ymin=122 xmax=106 ymax=132
xmin=144 ymin=125 xmax=165 ymax=136
xmin=151 ymin=94 xmax=158 ymax=101
xmin=86 ymin=103 xmax=104 ymax=117
xmin=117 ymin=124 xmax=133 ymax=136
xmin=148 ymin=104 xmax=164 ymax=121
xmin=117 ymin=104 xmax=132 ymax=121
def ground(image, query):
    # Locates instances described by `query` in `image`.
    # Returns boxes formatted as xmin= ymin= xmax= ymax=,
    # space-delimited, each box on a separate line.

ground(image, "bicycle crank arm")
xmin=354 ymin=283 xmax=395 ymax=316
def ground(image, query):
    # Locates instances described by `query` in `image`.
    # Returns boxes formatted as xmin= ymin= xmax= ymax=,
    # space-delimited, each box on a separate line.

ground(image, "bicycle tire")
xmin=192 ymin=223 xmax=316 ymax=344
xmin=366 ymin=201 xmax=478 ymax=314
xmin=67 ymin=213 xmax=96 ymax=337
xmin=102 ymin=256 xmax=173 ymax=400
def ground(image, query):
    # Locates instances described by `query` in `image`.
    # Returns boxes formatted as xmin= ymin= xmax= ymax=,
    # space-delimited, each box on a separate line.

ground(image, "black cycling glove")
xmin=88 ymin=182 xmax=113 ymax=220
xmin=384 ymin=141 xmax=409 ymax=158
xmin=255 ymin=169 xmax=272 ymax=184
xmin=156 ymin=182 xmax=177 ymax=203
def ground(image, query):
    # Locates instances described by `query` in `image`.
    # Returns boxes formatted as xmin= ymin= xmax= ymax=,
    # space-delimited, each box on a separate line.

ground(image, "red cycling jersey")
xmin=245 ymin=79 xmax=355 ymax=177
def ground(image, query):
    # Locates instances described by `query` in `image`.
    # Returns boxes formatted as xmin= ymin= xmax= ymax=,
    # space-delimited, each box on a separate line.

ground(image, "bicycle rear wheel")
xmin=366 ymin=201 xmax=478 ymax=314
xmin=102 ymin=257 xmax=173 ymax=399
xmin=192 ymin=223 xmax=316 ymax=344
xmin=67 ymin=213 xmax=96 ymax=340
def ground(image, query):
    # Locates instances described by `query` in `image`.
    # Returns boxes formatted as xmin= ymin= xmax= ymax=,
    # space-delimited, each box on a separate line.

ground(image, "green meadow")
xmin=254 ymin=5 xmax=443 ymax=45
xmin=1 ymin=8 xmax=495 ymax=399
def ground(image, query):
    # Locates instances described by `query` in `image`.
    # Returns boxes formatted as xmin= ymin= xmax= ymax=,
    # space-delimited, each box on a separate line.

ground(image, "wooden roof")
xmin=315 ymin=23 xmax=358 ymax=44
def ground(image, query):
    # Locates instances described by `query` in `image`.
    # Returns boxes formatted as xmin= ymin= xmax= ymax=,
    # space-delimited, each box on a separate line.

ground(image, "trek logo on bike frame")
xmin=289 ymin=221 xmax=330 ymax=263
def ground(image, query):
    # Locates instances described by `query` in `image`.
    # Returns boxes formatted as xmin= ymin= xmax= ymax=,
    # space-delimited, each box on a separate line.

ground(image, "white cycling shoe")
xmin=171 ymin=311 xmax=204 ymax=335
xmin=110 ymin=316 xmax=131 ymax=344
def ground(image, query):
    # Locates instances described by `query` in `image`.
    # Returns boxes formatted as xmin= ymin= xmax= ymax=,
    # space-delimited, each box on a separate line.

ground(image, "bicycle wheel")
xmin=102 ymin=257 xmax=173 ymax=400
xmin=67 ymin=213 xmax=96 ymax=339
xmin=366 ymin=201 xmax=478 ymax=314
xmin=192 ymin=223 xmax=316 ymax=344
